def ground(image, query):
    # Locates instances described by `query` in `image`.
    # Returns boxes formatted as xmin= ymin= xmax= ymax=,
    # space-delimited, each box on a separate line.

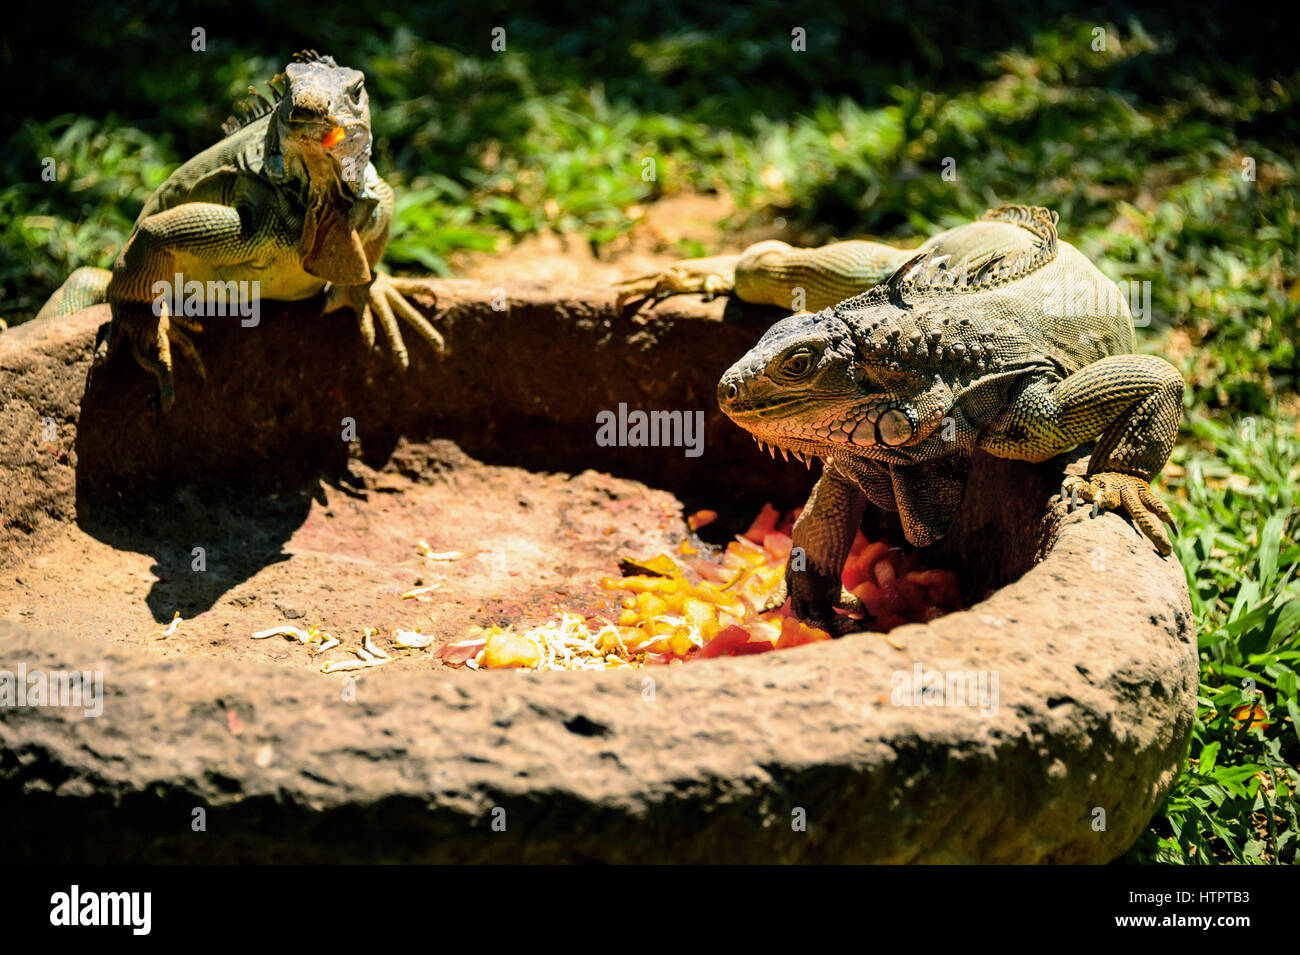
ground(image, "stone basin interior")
xmin=1 ymin=280 xmax=1057 ymax=668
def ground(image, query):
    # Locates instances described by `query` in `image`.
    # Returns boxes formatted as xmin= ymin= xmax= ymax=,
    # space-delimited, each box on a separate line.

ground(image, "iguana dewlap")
xmin=623 ymin=205 xmax=1183 ymax=633
xmin=35 ymin=50 xmax=443 ymax=411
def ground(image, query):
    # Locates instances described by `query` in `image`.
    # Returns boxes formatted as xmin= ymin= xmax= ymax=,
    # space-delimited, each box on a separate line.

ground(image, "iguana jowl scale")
xmin=37 ymin=51 xmax=443 ymax=410
xmin=625 ymin=206 xmax=1184 ymax=632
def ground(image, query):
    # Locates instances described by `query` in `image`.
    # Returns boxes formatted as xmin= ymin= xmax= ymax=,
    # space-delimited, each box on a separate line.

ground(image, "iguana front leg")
xmin=616 ymin=239 xmax=912 ymax=312
xmin=981 ymin=354 xmax=1184 ymax=554
xmin=322 ymin=175 xmax=445 ymax=366
xmin=101 ymin=202 xmax=253 ymax=410
xmin=887 ymin=454 xmax=972 ymax=548
xmin=777 ymin=462 xmax=870 ymax=635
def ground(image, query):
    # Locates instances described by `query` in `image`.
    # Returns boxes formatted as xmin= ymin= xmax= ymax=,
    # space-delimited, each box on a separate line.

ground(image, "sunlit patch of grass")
xmin=1125 ymin=410 xmax=1300 ymax=863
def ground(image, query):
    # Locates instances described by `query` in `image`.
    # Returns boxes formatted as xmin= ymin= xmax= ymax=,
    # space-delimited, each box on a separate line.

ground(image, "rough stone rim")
xmin=0 ymin=286 xmax=1197 ymax=863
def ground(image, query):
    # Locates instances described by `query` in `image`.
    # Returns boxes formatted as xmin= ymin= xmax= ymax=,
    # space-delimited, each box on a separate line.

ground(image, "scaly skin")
xmin=35 ymin=51 xmax=443 ymax=411
xmin=643 ymin=205 xmax=1182 ymax=634
xmin=618 ymin=239 xmax=911 ymax=313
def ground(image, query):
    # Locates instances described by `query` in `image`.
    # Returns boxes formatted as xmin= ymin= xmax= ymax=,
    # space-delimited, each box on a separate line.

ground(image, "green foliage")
xmin=0 ymin=116 xmax=176 ymax=315
xmin=1124 ymin=412 xmax=1299 ymax=863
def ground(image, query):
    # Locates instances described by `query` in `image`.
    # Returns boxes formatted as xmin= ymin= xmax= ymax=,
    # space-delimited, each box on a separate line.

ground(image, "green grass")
xmin=1 ymin=2 xmax=1297 ymax=861
xmin=1124 ymin=412 xmax=1299 ymax=863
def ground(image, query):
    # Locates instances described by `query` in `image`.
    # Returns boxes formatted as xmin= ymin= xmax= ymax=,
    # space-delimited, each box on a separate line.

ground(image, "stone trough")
xmin=0 ymin=280 xmax=1196 ymax=863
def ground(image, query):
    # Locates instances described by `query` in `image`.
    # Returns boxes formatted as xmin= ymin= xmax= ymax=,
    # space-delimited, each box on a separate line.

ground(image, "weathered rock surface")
xmin=0 ymin=282 xmax=1196 ymax=862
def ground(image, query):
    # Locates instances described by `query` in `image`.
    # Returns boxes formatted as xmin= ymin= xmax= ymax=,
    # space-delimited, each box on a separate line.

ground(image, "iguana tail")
xmin=34 ymin=267 xmax=112 ymax=321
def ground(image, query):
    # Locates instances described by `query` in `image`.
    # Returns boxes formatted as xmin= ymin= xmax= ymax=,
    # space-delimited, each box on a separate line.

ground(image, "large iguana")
xmin=621 ymin=205 xmax=1183 ymax=633
xmin=36 ymin=51 xmax=442 ymax=411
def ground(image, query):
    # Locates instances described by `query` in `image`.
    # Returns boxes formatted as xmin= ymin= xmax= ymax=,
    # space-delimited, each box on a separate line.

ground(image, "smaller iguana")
xmin=36 ymin=51 xmax=442 ymax=410
xmin=621 ymin=206 xmax=1183 ymax=633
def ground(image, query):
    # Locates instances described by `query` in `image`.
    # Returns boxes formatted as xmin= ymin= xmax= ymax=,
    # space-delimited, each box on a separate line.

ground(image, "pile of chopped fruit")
xmin=438 ymin=502 xmax=962 ymax=671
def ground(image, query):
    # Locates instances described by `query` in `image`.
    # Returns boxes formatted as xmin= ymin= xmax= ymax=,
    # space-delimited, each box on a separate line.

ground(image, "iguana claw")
xmin=762 ymin=576 xmax=870 ymax=636
xmin=95 ymin=300 xmax=206 ymax=413
xmin=328 ymin=273 xmax=444 ymax=368
xmin=614 ymin=255 xmax=739 ymax=309
xmin=1061 ymin=472 xmax=1175 ymax=556
xmin=813 ymin=590 xmax=871 ymax=637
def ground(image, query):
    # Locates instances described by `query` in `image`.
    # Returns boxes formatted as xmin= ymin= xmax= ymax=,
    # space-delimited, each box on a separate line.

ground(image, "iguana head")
xmin=718 ymin=210 xmax=1070 ymax=467
xmin=274 ymin=51 xmax=372 ymax=194
xmin=716 ymin=287 xmax=996 ymax=466
xmin=719 ymin=309 xmax=922 ymax=466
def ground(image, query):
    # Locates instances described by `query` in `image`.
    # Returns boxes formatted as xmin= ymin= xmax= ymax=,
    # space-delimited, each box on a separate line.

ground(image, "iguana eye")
xmin=778 ymin=348 xmax=813 ymax=379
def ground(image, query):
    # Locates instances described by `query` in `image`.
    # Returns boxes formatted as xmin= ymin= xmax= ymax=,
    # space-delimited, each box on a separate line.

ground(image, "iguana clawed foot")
xmin=1061 ymin=472 xmax=1175 ymax=556
xmin=95 ymin=300 xmax=206 ymax=412
xmin=762 ymin=575 xmax=870 ymax=637
xmin=614 ymin=255 xmax=739 ymax=309
xmin=328 ymin=273 xmax=445 ymax=368
xmin=100 ymin=276 xmax=443 ymax=412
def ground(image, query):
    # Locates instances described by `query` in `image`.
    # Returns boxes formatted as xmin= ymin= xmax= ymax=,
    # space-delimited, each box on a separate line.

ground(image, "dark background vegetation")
xmin=2 ymin=0 xmax=1297 ymax=863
